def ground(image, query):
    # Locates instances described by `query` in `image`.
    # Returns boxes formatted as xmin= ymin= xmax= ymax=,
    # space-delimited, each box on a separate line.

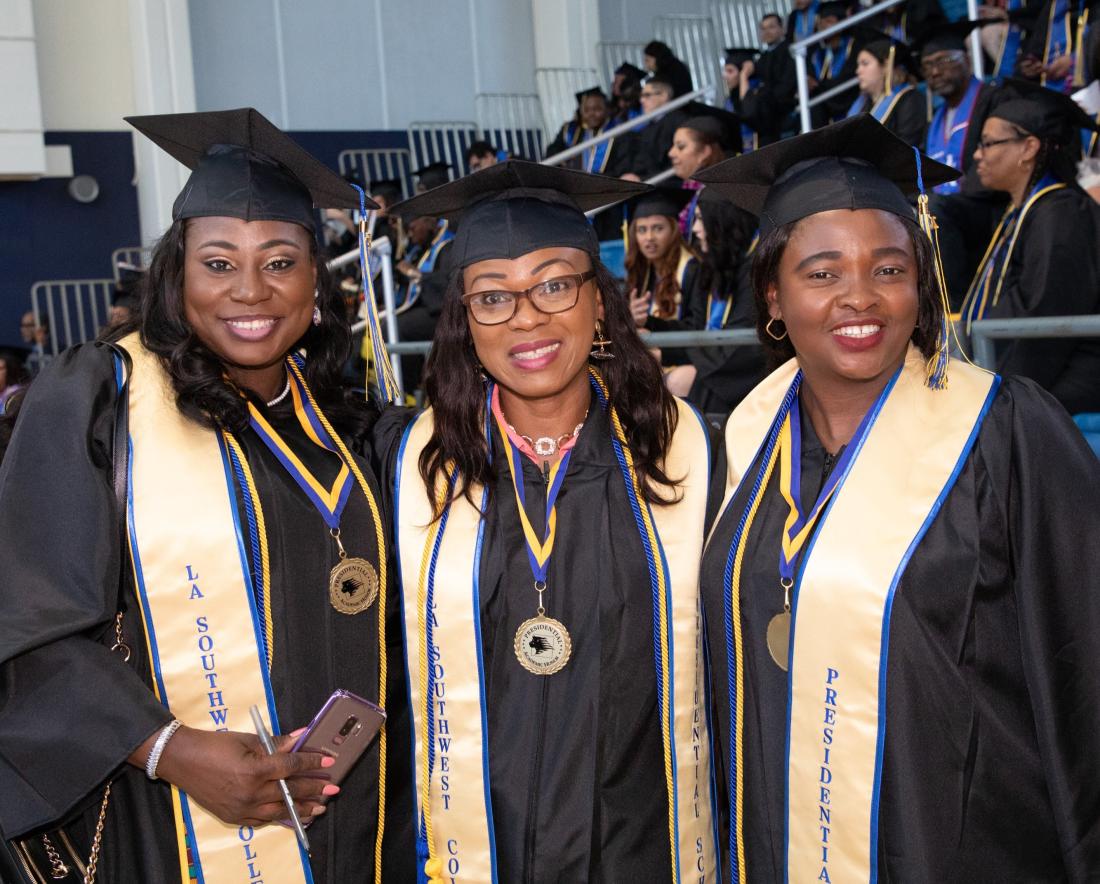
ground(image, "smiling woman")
xmin=694 ymin=115 xmax=1100 ymax=882
xmin=376 ymin=161 xmax=723 ymax=883
xmin=0 ymin=108 xmax=414 ymax=884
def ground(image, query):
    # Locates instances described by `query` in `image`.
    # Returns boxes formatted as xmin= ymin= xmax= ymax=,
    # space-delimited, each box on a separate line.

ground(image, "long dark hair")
xmin=697 ymin=200 xmax=758 ymax=297
xmin=750 ymin=213 xmax=944 ymax=370
xmin=418 ymin=260 xmax=680 ymax=515
xmin=623 ymin=216 xmax=696 ymax=317
xmin=109 ymin=218 xmax=372 ymax=439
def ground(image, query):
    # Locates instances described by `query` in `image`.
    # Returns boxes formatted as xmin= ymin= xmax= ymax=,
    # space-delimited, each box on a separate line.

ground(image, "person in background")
xmin=467 ymin=140 xmax=508 ymax=172
xmin=962 ymin=78 xmax=1100 ymax=413
xmin=667 ymin=190 xmax=766 ymax=412
xmin=0 ymin=346 xmax=30 ymax=414
xmin=736 ymin=15 xmax=799 ymax=148
xmin=394 ymin=212 xmax=455 ymax=393
xmin=612 ymin=61 xmax=647 ymax=124
xmin=107 ymin=263 xmax=143 ymax=330
xmin=18 ymin=311 xmax=50 ymax=375
xmin=668 ymin=115 xmax=730 ymax=238
xmin=723 ymin=47 xmax=763 ymax=153
xmin=1016 ymin=0 xmax=1096 ymax=91
xmin=787 ymin=0 xmax=820 ymax=43
xmin=414 ymin=161 xmax=451 ymax=193
xmin=848 ymin=32 xmax=928 ymax=147
xmin=643 ymin=40 xmax=694 ymax=96
xmin=697 ymin=114 xmax=1100 ymax=882
xmin=624 ymin=77 xmax=688 ymax=179
xmin=369 ymin=177 xmax=407 ymax=263
xmin=624 ymin=189 xmax=701 ymax=368
xmin=808 ymin=1 xmax=861 ymax=125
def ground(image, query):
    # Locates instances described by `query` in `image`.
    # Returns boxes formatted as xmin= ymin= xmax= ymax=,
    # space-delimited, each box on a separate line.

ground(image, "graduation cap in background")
xmin=724 ymin=47 xmax=758 ymax=67
xmin=390 ymin=159 xmax=649 ymax=269
xmin=911 ymin=18 xmax=986 ymax=57
xmin=694 ymin=115 xmax=960 ymax=387
xmin=680 ymin=107 xmax=743 ymax=152
xmin=816 ymin=1 xmax=852 ymax=20
xmin=414 ymin=161 xmax=452 ymax=192
xmin=575 ymin=86 xmax=610 ymax=105
xmin=988 ymin=77 xmax=1100 ymax=145
xmin=615 ymin=62 xmax=647 ymax=83
xmin=125 ymin=108 xmax=374 ymax=229
xmin=626 ymin=186 xmax=696 ymax=222
xmin=0 ymin=345 xmax=31 ymax=368
xmin=368 ymin=178 xmax=405 ymax=206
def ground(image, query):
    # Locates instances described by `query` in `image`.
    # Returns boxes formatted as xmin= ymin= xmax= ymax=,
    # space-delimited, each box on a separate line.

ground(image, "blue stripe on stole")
xmin=391 ymin=417 xmax=431 ymax=884
xmin=721 ymin=380 xmax=797 ymax=879
xmin=781 ymin=365 xmax=902 ymax=884
xmin=125 ymin=432 xmax=209 ymax=884
xmin=865 ymin=374 xmax=1001 ymax=881
xmin=215 ymin=435 xmax=280 ymax=727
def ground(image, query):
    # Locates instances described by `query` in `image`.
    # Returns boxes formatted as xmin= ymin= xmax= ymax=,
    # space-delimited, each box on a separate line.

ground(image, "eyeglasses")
xmin=977 ymin=135 xmax=1026 ymax=151
xmin=462 ymin=271 xmax=596 ymax=325
xmin=919 ymin=52 xmax=966 ymax=74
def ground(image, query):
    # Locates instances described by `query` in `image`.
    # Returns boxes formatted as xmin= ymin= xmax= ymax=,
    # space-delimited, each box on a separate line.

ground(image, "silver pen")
xmin=249 ymin=704 xmax=311 ymax=854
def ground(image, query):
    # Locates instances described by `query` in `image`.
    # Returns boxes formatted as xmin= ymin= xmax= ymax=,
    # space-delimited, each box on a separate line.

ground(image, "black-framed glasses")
xmin=977 ymin=135 xmax=1026 ymax=151
xmin=461 ymin=271 xmax=596 ymax=325
xmin=919 ymin=52 xmax=967 ymax=74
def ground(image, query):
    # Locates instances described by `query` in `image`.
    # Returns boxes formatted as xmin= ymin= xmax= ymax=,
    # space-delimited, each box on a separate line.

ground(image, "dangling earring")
xmin=765 ymin=317 xmax=788 ymax=341
xmin=591 ymin=319 xmax=614 ymax=360
xmin=312 ymin=289 xmax=322 ymax=326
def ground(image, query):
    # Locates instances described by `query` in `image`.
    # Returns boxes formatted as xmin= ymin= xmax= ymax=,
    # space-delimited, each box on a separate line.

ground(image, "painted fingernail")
xmin=320 ymin=756 xmax=336 ymax=768
xmin=289 ymin=727 xmax=307 ymax=738
xmin=322 ymin=784 xmax=340 ymax=797
xmin=311 ymin=804 xmax=327 ymax=816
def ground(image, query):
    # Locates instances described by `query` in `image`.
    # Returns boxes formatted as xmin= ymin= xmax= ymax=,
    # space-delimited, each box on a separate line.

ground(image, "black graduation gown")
xmin=740 ymin=41 xmax=798 ymax=143
xmin=643 ymin=256 xmax=702 ymax=367
xmin=851 ymin=87 xmax=928 ymax=148
xmin=377 ymin=403 xmax=679 ymax=883
xmin=626 ymin=108 xmax=689 ymax=179
xmin=0 ymin=344 xmax=415 ymax=884
xmin=700 ymin=378 xmax=1100 ymax=882
xmin=981 ymin=187 xmax=1100 ymax=414
xmin=683 ymin=257 xmax=767 ymax=417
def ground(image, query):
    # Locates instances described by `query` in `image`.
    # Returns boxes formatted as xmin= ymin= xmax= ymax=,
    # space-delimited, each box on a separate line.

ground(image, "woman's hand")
xmin=133 ymin=725 xmax=337 ymax=826
xmin=1044 ymin=54 xmax=1073 ymax=81
xmin=665 ymin=364 xmax=697 ymax=397
xmin=629 ymin=289 xmax=652 ymax=327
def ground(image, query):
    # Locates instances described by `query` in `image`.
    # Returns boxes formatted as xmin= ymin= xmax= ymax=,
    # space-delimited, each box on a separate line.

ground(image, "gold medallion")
xmin=329 ymin=557 xmax=379 ymax=614
xmin=514 ymin=615 xmax=572 ymax=675
xmin=766 ymin=610 xmax=792 ymax=671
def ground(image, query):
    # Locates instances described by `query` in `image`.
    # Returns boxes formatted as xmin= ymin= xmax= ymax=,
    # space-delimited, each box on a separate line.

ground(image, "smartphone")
xmin=292 ymin=689 xmax=386 ymax=791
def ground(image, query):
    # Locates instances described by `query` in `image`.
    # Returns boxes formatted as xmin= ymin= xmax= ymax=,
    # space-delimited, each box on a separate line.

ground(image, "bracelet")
xmin=145 ymin=719 xmax=183 ymax=781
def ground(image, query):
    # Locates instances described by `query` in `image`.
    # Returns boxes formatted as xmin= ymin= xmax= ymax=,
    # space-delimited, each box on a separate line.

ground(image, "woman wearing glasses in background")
xmin=375 ymin=162 xmax=722 ymax=883
xmin=961 ymin=78 xmax=1100 ymax=414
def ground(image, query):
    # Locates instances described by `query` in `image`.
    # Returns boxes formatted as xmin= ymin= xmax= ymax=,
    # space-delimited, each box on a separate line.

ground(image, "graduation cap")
xmin=415 ymin=161 xmax=452 ymax=192
xmin=575 ymin=86 xmax=609 ymax=105
xmin=854 ymin=28 xmax=916 ymax=72
xmin=816 ymin=1 xmax=851 ymax=20
xmin=0 ymin=345 xmax=31 ymax=366
xmin=695 ymin=115 xmax=960 ymax=388
xmin=615 ymin=62 xmax=646 ymax=82
xmin=912 ymin=18 xmax=985 ymax=56
xmin=629 ymin=186 xmax=696 ymax=221
xmin=680 ymin=108 xmax=742 ymax=151
xmin=369 ymin=178 xmax=405 ymax=205
xmin=724 ymin=47 xmax=758 ymax=67
xmin=989 ymin=77 xmax=1100 ymax=145
xmin=125 ymin=108 xmax=373 ymax=229
xmin=390 ymin=159 xmax=649 ymax=269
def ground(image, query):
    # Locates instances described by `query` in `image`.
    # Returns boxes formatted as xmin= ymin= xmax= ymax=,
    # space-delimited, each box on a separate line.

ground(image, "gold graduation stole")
xmin=118 ymin=334 xmax=311 ymax=884
xmin=394 ymin=378 xmax=718 ymax=883
xmin=714 ymin=346 xmax=999 ymax=883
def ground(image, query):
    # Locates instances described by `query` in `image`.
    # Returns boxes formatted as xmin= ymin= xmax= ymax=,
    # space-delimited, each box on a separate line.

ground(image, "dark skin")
xmin=921 ymin=49 xmax=972 ymax=104
xmin=765 ymin=209 xmax=919 ymax=453
xmin=398 ymin=215 xmax=441 ymax=278
xmin=464 ymin=246 xmax=603 ymax=462
xmin=128 ymin=215 xmax=337 ymax=824
xmin=580 ymin=94 xmax=610 ymax=131
xmin=973 ymin=116 xmax=1041 ymax=207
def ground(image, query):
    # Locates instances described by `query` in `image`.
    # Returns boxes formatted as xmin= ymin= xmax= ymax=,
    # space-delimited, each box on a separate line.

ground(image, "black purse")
xmin=1 ymin=343 xmax=134 ymax=884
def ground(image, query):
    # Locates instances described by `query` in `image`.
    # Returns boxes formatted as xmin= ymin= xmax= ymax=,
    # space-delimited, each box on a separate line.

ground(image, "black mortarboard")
xmin=817 ymin=1 xmax=850 ymax=19
xmin=912 ymin=19 xmax=984 ymax=56
xmin=369 ymin=178 xmax=405 ymax=204
xmin=575 ymin=87 xmax=609 ymax=105
xmin=988 ymin=77 xmax=1100 ymax=144
xmin=415 ymin=161 xmax=452 ymax=191
xmin=615 ymin=62 xmax=646 ymax=82
xmin=630 ymin=186 xmax=696 ymax=220
xmin=125 ymin=108 xmax=372 ymax=228
xmin=724 ymin=47 xmax=758 ymax=67
xmin=0 ymin=345 xmax=31 ymax=366
xmin=390 ymin=160 xmax=649 ymax=268
xmin=680 ymin=108 xmax=742 ymax=151
xmin=693 ymin=115 xmax=959 ymax=234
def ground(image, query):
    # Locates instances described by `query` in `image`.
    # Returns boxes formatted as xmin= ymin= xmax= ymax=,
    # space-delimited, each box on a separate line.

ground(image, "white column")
xmin=0 ymin=0 xmax=46 ymax=177
xmin=127 ymin=0 xmax=196 ymax=245
xmin=531 ymin=0 xmax=601 ymax=71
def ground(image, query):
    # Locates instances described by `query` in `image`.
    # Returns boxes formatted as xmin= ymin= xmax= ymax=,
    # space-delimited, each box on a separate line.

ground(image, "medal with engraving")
xmin=248 ymin=359 xmax=379 ymax=615
xmin=773 ymin=393 xmax=877 ymax=670
xmin=493 ymin=408 xmax=576 ymax=675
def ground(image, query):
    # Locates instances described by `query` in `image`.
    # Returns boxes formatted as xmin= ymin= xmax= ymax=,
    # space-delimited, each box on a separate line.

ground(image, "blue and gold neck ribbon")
xmin=793 ymin=0 xmax=818 ymax=40
xmin=246 ymin=358 xmax=353 ymax=531
xmin=962 ymin=173 xmax=1065 ymax=331
xmin=926 ymin=76 xmax=981 ymax=196
xmin=491 ymin=404 xmax=574 ymax=585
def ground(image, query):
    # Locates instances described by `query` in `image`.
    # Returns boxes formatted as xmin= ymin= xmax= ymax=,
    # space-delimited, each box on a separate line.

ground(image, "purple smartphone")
xmin=291 ymin=689 xmax=386 ymax=792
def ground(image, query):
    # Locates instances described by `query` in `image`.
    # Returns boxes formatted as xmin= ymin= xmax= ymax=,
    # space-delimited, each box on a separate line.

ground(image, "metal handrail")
xmin=969 ymin=316 xmax=1100 ymax=369
xmin=541 ymin=85 xmax=716 ymax=167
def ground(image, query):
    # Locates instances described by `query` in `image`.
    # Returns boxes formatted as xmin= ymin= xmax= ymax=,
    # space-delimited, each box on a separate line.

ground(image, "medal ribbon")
xmin=491 ymin=405 xmax=573 ymax=584
xmin=776 ymin=394 xmax=881 ymax=587
xmin=246 ymin=358 xmax=354 ymax=530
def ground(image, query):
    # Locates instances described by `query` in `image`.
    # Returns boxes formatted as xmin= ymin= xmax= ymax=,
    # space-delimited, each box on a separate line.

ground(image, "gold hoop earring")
xmin=591 ymin=319 xmax=615 ymax=360
xmin=765 ymin=317 xmax=788 ymax=341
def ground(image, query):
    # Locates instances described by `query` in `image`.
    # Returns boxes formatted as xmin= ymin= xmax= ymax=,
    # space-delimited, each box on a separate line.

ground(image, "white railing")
xmin=336 ymin=148 xmax=414 ymax=197
xmin=30 ymin=279 xmax=116 ymax=354
xmin=710 ymin=0 xmax=772 ymax=49
xmin=406 ymin=121 xmax=481 ymax=179
xmin=654 ymin=13 xmax=723 ymax=94
xmin=476 ymin=93 xmax=545 ymax=161
xmin=596 ymin=41 xmax=647 ymax=90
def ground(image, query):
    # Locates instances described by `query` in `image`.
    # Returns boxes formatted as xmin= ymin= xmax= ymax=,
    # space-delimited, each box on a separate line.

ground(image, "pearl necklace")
xmin=266 ymin=377 xmax=291 ymax=407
